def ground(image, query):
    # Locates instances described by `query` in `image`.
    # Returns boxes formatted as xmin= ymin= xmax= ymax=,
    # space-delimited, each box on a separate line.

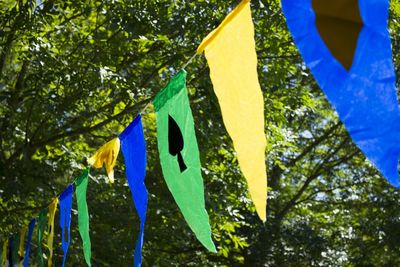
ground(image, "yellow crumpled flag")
xmin=88 ymin=138 xmax=120 ymax=183
xmin=18 ymin=225 xmax=27 ymax=266
xmin=2 ymin=239 xmax=8 ymax=267
xmin=197 ymin=0 xmax=267 ymax=221
xmin=47 ymin=197 xmax=58 ymax=267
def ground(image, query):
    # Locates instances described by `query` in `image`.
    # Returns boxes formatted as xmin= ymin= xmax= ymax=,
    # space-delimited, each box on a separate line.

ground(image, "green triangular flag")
xmin=153 ymin=70 xmax=216 ymax=252
xmin=75 ymin=168 xmax=92 ymax=267
xmin=12 ymin=235 xmax=19 ymax=264
xmin=37 ymin=209 xmax=47 ymax=267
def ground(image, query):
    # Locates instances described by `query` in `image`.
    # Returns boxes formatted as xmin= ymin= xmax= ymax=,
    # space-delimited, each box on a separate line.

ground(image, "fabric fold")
xmin=88 ymin=138 xmax=120 ymax=183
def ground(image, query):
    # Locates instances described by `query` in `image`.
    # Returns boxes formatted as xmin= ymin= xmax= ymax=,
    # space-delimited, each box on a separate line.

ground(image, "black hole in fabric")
xmin=168 ymin=115 xmax=187 ymax=172
xmin=312 ymin=0 xmax=363 ymax=70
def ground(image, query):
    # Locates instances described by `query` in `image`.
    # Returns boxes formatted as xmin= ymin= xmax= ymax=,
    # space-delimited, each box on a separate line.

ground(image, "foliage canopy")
xmin=1 ymin=0 xmax=400 ymax=265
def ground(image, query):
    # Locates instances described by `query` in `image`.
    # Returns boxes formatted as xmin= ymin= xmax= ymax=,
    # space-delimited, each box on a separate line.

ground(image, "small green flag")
xmin=12 ymin=235 xmax=19 ymax=264
xmin=75 ymin=168 xmax=91 ymax=267
xmin=37 ymin=209 xmax=47 ymax=267
xmin=153 ymin=70 xmax=216 ymax=252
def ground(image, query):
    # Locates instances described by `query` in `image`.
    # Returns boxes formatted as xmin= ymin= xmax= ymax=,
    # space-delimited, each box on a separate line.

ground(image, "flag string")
xmin=6 ymin=49 xmax=201 ymax=237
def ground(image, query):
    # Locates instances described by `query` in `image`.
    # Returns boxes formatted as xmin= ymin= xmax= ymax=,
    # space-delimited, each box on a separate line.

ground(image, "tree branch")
xmin=287 ymin=121 xmax=341 ymax=168
xmin=275 ymin=136 xmax=358 ymax=221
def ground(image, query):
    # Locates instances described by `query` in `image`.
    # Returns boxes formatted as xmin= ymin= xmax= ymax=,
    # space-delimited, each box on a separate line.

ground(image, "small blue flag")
xmin=119 ymin=114 xmax=148 ymax=267
xmin=23 ymin=218 xmax=36 ymax=267
xmin=59 ymin=184 xmax=73 ymax=267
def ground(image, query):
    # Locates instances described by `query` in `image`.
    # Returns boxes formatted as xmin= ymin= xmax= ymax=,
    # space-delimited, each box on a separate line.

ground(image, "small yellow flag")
xmin=2 ymin=239 xmax=8 ymax=267
xmin=197 ymin=0 xmax=267 ymax=221
xmin=88 ymin=138 xmax=120 ymax=183
xmin=47 ymin=198 xmax=58 ymax=267
xmin=18 ymin=225 xmax=27 ymax=266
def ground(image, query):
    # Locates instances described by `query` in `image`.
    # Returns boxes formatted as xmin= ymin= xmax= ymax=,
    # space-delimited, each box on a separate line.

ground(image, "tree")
xmin=1 ymin=0 xmax=400 ymax=265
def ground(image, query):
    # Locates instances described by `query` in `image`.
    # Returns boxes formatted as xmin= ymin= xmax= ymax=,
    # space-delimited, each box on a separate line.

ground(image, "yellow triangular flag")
xmin=197 ymin=0 xmax=267 ymax=221
xmin=2 ymin=239 xmax=8 ymax=267
xmin=18 ymin=225 xmax=27 ymax=266
xmin=88 ymin=138 xmax=120 ymax=183
xmin=47 ymin=198 xmax=58 ymax=267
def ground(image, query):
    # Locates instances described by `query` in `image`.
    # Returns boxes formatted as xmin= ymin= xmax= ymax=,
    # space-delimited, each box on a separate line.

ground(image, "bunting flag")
xmin=2 ymin=239 xmax=7 ymax=267
xmin=281 ymin=0 xmax=400 ymax=186
xmin=197 ymin=0 xmax=267 ymax=220
xmin=12 ymin=235 xmax=19 ymax=265
xmin=59 ymin=185 xmax=73 ymax=267
xmin=37 ymin=209 xmax=47 ymax=267
xmin=75 ymin=169 xmax=92 ymax=267
xmin=47 ymin=198 xmax=58 ymax=267
xmin=18 ymin=226 xmax=27 ymax=265
xmin=22 ymin=219 xmax=36 ymax=267
xmin=153 ymin=70 xmax=216 ymax=252
xmin=8 ymin=237 xmax=13 ymax=267
xmin=119 ymin=115 xmax=148 ymax=267
xmin=88 ymin=138 xmax=121 ymax=183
